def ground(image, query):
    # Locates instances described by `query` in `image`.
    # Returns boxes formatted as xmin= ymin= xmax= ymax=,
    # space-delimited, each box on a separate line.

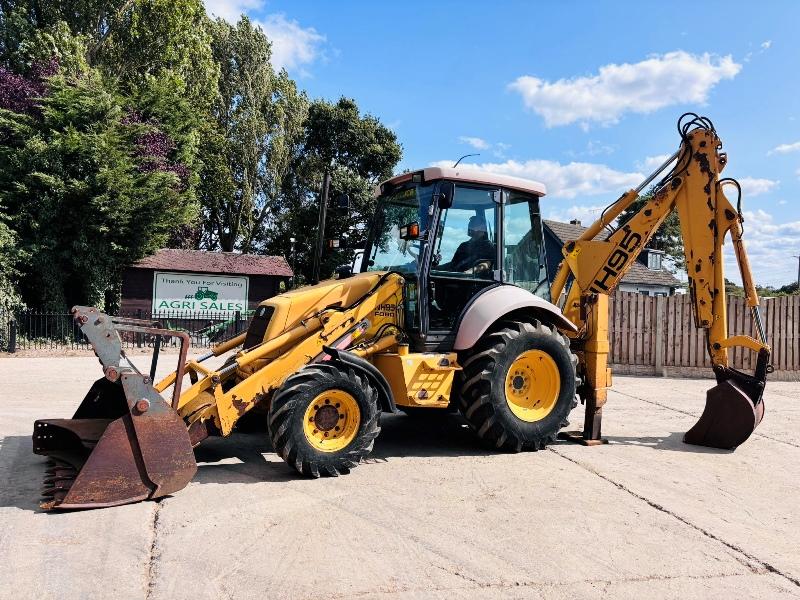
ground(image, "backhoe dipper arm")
xmin=550 ymin=114 xmax=770 ymax=448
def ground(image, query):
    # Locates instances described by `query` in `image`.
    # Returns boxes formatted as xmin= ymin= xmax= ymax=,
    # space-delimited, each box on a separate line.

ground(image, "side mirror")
xmin=399 ymin=222 xmax=420 ymax=240
xmin=437 ymin=182 xmax=455 ymax=209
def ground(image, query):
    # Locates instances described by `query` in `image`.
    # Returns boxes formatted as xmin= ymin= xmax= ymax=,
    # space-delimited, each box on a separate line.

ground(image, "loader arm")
xmin=550 ymin=113 xmax=770 ymax=449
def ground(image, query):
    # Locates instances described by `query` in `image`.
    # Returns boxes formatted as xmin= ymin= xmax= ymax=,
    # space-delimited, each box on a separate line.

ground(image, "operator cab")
xmin=363 ymin=167 xmax=549 ymax=351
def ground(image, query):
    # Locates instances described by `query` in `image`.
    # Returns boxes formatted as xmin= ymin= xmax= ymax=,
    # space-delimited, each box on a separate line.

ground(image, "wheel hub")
xmin=504 ymin=349 xmax=561 ymax=423
xmin=302 ymin=390 xmax=361 ymax=452
xmin=314 ymin=405 xmax=339 ymax=431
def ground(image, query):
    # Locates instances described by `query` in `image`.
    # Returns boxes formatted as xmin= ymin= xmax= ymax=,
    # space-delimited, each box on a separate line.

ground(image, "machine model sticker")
xmin=374 ymin=303 xmax=397 ymax=318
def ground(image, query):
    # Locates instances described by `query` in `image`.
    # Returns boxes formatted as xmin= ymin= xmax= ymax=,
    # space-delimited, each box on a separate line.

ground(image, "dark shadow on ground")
xmin=5 ymin=415 xmax=720 ymax=514
xmin=0 ymin=434 xmax=51 ymax=512
xmin=369 ymin=413 xmax=488 ymax=460
xmin=595 ymin=431 xmax=734 ymax=454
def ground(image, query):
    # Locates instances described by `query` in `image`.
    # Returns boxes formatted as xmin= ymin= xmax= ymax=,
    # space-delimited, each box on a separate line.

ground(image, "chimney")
xmin=569 ymin=219 xmax=581 ymax=226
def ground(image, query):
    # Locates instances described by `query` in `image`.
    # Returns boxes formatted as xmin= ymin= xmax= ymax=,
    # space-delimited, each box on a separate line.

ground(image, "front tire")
xmin=459 ymin=319 xmax=578 ymax=452
xmin=268 ymin=362 xmax=380 ymax=477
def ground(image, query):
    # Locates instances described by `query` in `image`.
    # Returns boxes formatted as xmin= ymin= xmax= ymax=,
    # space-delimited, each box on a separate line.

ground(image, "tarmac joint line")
xmin=549 ymin=447 xmax=800 ymax=589
xmin=145 ymin=499 xmax=164 ymax=600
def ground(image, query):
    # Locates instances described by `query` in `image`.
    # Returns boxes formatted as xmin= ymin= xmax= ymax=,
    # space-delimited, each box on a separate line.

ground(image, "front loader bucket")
xmin=683 ymin=379 xmax=765 ymax=450
xmin=31 ymin=306 xmax=197 ymax=510
xmin=33 ymin=373 xmax=196 ymax=511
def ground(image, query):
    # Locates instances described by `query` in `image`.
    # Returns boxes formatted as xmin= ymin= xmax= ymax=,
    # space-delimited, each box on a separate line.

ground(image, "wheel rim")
xmin=504 ymin=349 xmax=561 ymax=422
xmin=302 ymin=389 xmax=361 ymax=452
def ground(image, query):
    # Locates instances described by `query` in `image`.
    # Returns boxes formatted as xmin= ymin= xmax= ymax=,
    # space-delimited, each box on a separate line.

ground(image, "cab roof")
xmin=376 ymin=167 xmax=547 ymax=197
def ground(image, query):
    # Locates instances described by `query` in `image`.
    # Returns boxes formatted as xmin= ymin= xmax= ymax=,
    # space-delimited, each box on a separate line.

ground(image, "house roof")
xmin=132 ymin=249 xmax=293 ymax=277
xmin=543 ymin=220 xmax=682 ymax=288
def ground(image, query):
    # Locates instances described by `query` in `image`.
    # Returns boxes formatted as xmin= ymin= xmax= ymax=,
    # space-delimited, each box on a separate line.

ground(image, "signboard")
xmin=153 ymin=271 xmax=249 ymax=314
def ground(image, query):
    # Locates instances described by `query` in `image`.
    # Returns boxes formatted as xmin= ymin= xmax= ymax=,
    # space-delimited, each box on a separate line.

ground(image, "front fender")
xmin=454 ymin=285 xmax=577 ymax=351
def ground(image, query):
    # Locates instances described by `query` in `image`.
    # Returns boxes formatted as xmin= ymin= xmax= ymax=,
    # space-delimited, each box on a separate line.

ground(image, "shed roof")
xmin=132 ymin=249 xmax=292 ymax=277
xmin=543 ymin=220 xmax=682 ymax=288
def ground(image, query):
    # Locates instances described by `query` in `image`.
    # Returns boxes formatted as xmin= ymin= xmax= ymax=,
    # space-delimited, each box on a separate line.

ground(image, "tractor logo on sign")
xmin=186 ymin=286 xmax=219 ymax=301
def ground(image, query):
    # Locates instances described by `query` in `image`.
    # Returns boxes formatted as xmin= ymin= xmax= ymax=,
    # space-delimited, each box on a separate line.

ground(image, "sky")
xmin=204 ymin=0 xmax=800 ymax=287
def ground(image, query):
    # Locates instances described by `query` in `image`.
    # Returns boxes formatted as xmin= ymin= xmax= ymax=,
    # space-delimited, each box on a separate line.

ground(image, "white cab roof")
xmin=376 ymin=167 xmax=547 ymax=197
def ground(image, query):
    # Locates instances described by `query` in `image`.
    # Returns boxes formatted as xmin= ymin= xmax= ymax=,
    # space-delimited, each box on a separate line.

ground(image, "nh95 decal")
xmin=374 ymin=303 xmax=397 ymax=318
xmin=590 ymin=225 xmax=643 ymax=293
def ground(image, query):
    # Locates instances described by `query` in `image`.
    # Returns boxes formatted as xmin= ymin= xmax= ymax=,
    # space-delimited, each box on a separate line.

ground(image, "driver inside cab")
xmin=439 ymin=215 xmax=495 ymax=273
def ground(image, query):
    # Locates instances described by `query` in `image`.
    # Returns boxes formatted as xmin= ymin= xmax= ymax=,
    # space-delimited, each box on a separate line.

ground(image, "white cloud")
xmin=493 ymin=142 xmax=511 ymax=159
xmin=768 ymin=141 xmax=800 ymax=155
xmin=458 ymin=136 xmax=490 ymax=150
xmin=545 ymin=204 xmax=607 ymax=225
xmin=509 ymin=51 xmax=741 ymax=127
xmin=204 ymin=0 xmax=263 ymax=21
xmin=738 ymin=177 xmax=779 ymax=196
xmin=204 ymin=2 xmax=325 ymax=72
xmin=761 ymin=40 xmax=772 ymax=50
xmin=256 ymin=14 xmax=325 ymax=71
xmin=724 ymin=209 xmax=800 ymax=287
xmin=431 ymin=158 xmax=642 ymax=199
xmin=637 ymin=154 xmax=675 ymax=172
xmin=585 ymin=140 xmax=615 ymax=156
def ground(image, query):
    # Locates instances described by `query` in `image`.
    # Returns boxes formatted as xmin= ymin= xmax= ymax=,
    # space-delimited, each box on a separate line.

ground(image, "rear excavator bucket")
xmin=684 ymin=349 xmax=770 ymax=450
xmin=32 ymin=307 xmax=196 ymax=510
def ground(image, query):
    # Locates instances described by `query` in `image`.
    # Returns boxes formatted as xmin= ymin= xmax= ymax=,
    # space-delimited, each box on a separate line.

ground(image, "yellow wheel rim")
xmin=302 ymin=389 xmax=361 ymax=452
xmin=504 ymin=350 xmax=561 ymax=423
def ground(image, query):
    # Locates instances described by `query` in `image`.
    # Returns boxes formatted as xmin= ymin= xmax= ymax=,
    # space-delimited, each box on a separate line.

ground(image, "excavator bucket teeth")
xmin=32 ymin=374 xmax=197 ymax=511
xmin=683 ymin=380 xmax=765 ymax=450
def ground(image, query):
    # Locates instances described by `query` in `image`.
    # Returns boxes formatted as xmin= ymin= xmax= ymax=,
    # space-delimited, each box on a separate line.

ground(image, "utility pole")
xmin=312 ymin=170 xmax=331 ymax=284
xmin=795 ymin=255 xmax=800 ymax=291
xmin=289 ymin=237 xmax=296 ymax=288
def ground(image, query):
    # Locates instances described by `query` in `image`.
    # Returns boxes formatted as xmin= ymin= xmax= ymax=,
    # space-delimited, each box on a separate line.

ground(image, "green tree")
xmin=0 ymin=67 xmax=197 ymax=309
xmin=267 ymin=97 xmax=402 ymax=283
xmin=0 ymin=217 xmax=24 ymax=310
xmin=200 ymin=16 xmax=307 ymax=253
xmin=617 ymin=186 xmax=685 ymax=270
xmin=0 ymin=0 xmax=218 ymax=107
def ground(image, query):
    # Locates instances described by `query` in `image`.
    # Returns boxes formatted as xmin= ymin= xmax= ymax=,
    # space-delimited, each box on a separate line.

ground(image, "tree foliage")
xmin=0 ymin=67 xmax=198 ymax=309
xmin=200 ymin=17 xmax=307 ymax=253
xmin=725 ymin=278 xmax=799 ymax=297
xmin=0 ymin=2 xmax=403 ymax=309
xmin=617 ymin=186 xmax=685 ymax=271
xmin=265 ymin=97 xmax=402 ymax=283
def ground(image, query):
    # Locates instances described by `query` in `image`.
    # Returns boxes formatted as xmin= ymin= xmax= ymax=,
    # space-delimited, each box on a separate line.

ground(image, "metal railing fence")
xmin=1 ymin=308 xmax=252 ymax=352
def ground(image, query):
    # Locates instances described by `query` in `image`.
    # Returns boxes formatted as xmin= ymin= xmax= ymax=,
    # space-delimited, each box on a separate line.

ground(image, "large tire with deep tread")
xmin=268 ymin=362 xmax=380 ymax=477
xmin=459 ymin=319 xmax=578 ymax=452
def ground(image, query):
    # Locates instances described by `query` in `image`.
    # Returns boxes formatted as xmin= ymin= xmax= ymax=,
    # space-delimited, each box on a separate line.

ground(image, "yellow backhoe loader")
xmin=33 ymin=113 xmax=770 ymax=510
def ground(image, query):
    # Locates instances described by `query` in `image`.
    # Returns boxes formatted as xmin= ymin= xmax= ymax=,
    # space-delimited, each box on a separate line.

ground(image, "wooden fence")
xmin=609 ymin=292 xmax=800 ymax=379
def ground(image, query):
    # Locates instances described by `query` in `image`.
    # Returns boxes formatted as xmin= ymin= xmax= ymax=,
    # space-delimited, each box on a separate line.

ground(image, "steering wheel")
xmin=464 ymin=259 xmax=493 ymax=275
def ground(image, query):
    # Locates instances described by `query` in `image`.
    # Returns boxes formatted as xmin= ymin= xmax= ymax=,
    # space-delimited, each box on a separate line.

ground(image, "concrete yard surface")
xmin=1 ymin=355 xmax=799 ymax=599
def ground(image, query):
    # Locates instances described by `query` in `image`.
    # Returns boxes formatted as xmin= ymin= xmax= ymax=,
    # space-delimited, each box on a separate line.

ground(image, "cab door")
xmin=421 ymin=184 xmax=501 ymax=347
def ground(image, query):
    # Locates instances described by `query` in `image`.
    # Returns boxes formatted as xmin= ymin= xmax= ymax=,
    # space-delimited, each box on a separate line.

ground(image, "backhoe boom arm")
xmin=550 ymin=114 xmax=770 ymax=449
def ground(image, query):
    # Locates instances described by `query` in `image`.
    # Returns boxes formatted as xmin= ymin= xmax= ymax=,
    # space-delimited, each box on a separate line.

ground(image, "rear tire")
xmin=459 ymin=319 xmax=578 ymax=452
xmin=268 ymin=362 xmax=380 ymax=477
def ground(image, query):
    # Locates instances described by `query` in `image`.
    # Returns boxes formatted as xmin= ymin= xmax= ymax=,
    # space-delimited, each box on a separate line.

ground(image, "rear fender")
xmin=454 ymin=285 xmax=577 ymax=351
